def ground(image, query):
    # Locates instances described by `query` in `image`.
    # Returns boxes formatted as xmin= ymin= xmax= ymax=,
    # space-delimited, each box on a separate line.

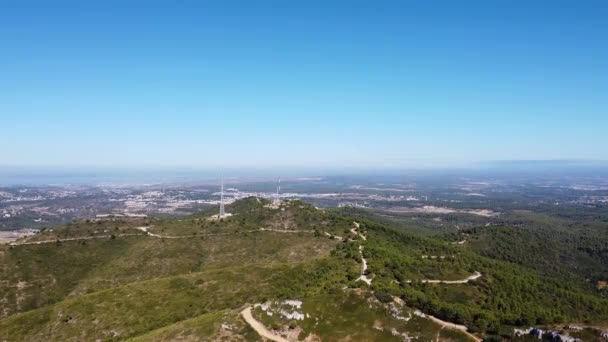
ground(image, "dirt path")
xmin=350 ymin=228 xmax=367 ymax=241
xmin=350 ymin=222 xmax=366 ymax=240
xmin=134 ymin=226 xmax=207 ymax=239
xmin=259 ymin=228 xmax=314 ymax=234
xmin=241 ymin=306 xmax=290 ymax=342
xmin=414 ymin=310 xmax=482 ymax=342
xmin=404 ymin=271 xmax=482 ymax=284
xmin=8 ymin=233 xmax=142 ymax=246
xmin=351 ymin=222 xmax=372 ymax=285
xmin=324 ymin=231 xmax=342 ymax=240
xmin=349 ymin=220 xmax=480 ymax=340
xmin=132 ymin=226 xmax=314 ymax=239
xmin=356 ymin=244 xmax=372 ymax=285
xmin=9 ymin=226 xmax=316 ymax=246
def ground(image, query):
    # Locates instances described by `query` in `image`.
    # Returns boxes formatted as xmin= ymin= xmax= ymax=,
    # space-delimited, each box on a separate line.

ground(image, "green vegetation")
xmin=251 ymin=290 xmax=477 ymax=341
xmin=0 ymin=229 xmax=337 ymax=318
xmin=357 ymin=218 xmax=608 ymax=335
xmin=460 ymin=211 xmax=608 ymax=287
xmin=0 ymin=238 xmax=133 ymax=316
xmin=1 ymin=198 xmax=608 ymax=341
xmin=127 ymin=310 xmax=258 ymax=342
xmin=0 ymin=265 xmax=273 ymax=340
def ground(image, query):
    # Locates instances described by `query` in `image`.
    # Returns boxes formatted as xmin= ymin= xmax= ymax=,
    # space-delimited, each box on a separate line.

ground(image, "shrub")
xmin=374 ymin=291 xmax=393 ymax=303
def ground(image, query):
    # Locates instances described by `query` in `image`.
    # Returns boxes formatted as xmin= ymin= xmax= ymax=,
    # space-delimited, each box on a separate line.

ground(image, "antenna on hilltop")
xmin=275 ymin=177 xmax=281 ymax=204
xmin=219 ymin=176 xmax=225 ymax=217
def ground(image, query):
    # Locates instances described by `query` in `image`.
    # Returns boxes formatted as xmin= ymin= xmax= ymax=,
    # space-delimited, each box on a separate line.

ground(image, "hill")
xmin=1 ymin=197 xmax=607 ymax=341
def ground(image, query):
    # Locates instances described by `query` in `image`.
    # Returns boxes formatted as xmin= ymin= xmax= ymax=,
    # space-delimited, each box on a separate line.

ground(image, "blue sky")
xmin=1 ymin=1 xmax=607 ymax=169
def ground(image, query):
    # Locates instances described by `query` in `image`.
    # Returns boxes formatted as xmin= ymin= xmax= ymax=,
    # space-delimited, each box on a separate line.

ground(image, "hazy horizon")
xmin=2 ymin=159 xmax=608 ymax=186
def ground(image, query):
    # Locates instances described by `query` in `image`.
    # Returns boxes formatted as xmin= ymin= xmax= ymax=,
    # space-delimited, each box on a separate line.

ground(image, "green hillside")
xmin=1 ymin=198 xmax=607 ymax=341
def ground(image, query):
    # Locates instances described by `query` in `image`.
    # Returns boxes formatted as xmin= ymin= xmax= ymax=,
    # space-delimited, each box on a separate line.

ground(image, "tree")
xmin=375 ymin=291 xmax=393 ymax=303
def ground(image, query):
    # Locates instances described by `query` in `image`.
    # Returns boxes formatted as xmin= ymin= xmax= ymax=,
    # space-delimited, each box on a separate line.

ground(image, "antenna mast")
xmin=219 ymin=176 xmax=225 ymax=217
xmin=275 ymin=178 xmax=281 ymax=203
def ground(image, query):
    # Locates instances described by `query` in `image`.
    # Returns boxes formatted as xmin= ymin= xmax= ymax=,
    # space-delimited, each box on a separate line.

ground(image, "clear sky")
xmin=1 ymin=1 xmax=607 ymax=169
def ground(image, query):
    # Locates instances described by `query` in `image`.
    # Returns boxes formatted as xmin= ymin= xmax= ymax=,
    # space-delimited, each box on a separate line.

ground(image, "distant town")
xmin=2 ymin=173 xmax=607 ymax=241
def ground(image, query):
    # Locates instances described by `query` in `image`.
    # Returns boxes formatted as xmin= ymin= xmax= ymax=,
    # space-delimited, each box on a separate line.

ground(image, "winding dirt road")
xmin=404 ymin=271 xmax=482 ymax=284
xmin=9 ymin=226 xmax=317 ymax=246
xmin=356 ymin=245 xmax=373 ymax=285
xmin=8 ymin=233 xmax=142 ymax=246
xmin=240 ymin=306 xmax=290 ymax=342
xmin=414 ymin=310 xmax=482 ymax=342
xmin=351 ymin=222 xmax=373 ymax=285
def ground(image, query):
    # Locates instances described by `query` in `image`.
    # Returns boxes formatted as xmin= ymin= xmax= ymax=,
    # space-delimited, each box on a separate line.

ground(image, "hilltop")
xmin=1 ymin=197 xmax=607 ymax=341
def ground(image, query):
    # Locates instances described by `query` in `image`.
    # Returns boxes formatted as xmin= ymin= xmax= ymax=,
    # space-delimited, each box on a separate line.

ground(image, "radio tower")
xmin=275 ymin=178 xmax=281 ymax=204
xmin=219 ymin=177 xmax=225 ymax=217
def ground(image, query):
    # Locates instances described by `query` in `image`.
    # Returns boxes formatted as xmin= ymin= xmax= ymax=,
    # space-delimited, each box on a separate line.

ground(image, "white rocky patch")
xmin=279 ymin=299 xmax=305 ymax=320
xmin=280 ymin=309 xmax=305 ymax=320
xmin=257 ymin=300 xmax=306 ymax=320
xmin=391 ymin=328 xmax=413 ymax=342
xmin=283 ymin=300 xmax=303 ymax=309
xmin=388 ymin=302 xmax=411 ymax=322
